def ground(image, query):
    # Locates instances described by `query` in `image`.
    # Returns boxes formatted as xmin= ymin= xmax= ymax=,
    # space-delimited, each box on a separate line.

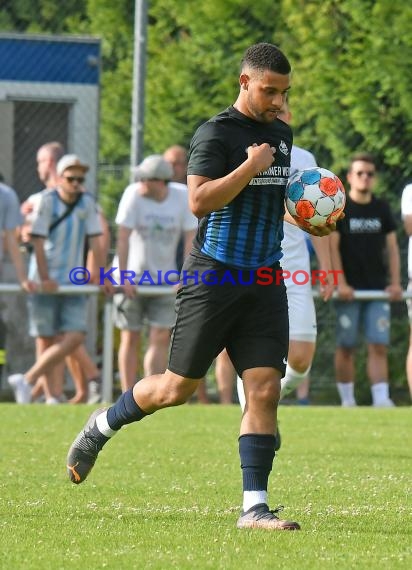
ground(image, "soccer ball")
xmin=285 ymin=167 xmax=346 ymax=228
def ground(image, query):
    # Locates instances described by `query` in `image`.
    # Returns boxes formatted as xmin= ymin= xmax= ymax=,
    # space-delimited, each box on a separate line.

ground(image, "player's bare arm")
xmin=385 ymin=231 xmax=402 ymax=301
xmin=116 ymin=225 xmax=136 ymax=298
xmin=403 ymin=213 xmax=412 ymax=236
xmin=188 ymin=143 xmax=275 ymax=218
xmin=31 ymin=236 xmax=58 ymax=292
xmin=329 ymin=230 xmax=353 ymax=300
xmin=311 ymin=234 xmax=335 ymax=301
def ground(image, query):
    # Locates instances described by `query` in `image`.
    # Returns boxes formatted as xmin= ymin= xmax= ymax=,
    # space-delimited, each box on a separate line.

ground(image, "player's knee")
xmin=149 ymin=327 xmax=171 ymax=346
xmin=288 ymin=355 xmax=311 ymax=374
xmin=156 ymin=373 xmax=198 ymax=407
xmin=246 ymin=374 xmax=280 ymax=408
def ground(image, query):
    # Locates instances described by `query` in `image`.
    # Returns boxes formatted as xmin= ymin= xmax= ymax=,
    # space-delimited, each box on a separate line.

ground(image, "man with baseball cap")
xmin=131 ymin=154 xmax=173 ymax=181
xmin=56 ymin=154 xmax=90 ymax=177
xmin=112 ymin=154 xmax=197 ymax=393
xmin=8 ymin=154 xmax=108 ymax=404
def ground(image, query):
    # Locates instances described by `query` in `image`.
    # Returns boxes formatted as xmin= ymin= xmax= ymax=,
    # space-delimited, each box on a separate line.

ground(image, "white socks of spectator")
xmin=337 ymin=381 xmax=394 ymax=407
xmin=280 ymin=364 xmax=311 ymax=399
xmin=337 ymin=382 xmax=357 ymax=406
xmin=371 ymin=381 xmax=394 ymax=407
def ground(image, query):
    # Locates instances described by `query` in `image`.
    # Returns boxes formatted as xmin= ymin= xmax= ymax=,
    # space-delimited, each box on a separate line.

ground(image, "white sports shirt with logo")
xmin=281 ymin=145 xmax=318 ymax=342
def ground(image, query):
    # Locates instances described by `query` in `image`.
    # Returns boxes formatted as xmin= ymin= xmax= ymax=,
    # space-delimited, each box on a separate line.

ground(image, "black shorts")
xmin=168 ymin=252 xmax=289 ymax=379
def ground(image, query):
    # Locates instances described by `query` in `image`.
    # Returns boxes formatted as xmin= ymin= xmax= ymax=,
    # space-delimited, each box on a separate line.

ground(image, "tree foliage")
xmin=2 ymin=0 xmax=412 ymax=197
xmin=278 ymin=0 xmax=412 ymax=195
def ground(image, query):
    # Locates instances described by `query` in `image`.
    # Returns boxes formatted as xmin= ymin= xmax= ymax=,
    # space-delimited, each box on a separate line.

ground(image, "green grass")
xmin=1 ymin=404 xmax=411 ymax=569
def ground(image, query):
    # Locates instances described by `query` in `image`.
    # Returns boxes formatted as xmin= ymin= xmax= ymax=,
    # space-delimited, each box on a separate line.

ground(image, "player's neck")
xmin=349 ymin=188 xmax=372 ymax=204
xmin=139 ymin=184 xmax=169 ymax=202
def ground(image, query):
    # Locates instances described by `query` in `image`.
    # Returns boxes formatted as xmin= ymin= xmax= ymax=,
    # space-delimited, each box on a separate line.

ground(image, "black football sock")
xmin=106 ymin=388 xmax=148 ymax=431
xmin=239 ymin=433 xmax=276 ymax=493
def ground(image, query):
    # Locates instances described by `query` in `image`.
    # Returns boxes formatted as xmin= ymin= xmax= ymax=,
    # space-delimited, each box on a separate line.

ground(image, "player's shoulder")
xmin=0 ymin=182 xmax=18 ymax=203
xmin=120 ymin=183 xmax=139 ymax=201
xmin=192 ymin=108 xmax=231 ymax=139
xmin=194 ymin=106 xmax=256 ymax=135
xmin=28 ymin=187 xmax=51 ymax=202
xmin=291 ymin=145 xmax=317 ymax=169
xmin=168 ymin=181 xmax=188 ymax=198
xmin=36 ymin=187 xmax=58 ymax=205
xmin=402 ymin=182 xmax=412 ymax=196
xmin=81 ymin=190 xmax=96 ymax=202
xmin=371 ymin=193 xmax=390 ymax=208
xmin=168 ymin=181 xmax=187 ymax=193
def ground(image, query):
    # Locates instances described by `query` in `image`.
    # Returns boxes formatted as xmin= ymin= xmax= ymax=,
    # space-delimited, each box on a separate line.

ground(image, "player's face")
xmin=348 ymin=160 xmax=376 ymax=193
xmin=241 ymin=69 xmax=290 ymax=124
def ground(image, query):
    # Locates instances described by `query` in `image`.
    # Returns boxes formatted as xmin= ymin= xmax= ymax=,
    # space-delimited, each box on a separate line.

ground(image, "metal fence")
xmin=0 ymin=284 xmax=411 ymax=404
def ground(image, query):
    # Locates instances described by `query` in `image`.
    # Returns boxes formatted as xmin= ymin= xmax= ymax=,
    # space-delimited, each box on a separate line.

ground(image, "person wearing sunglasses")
xmin=16 ymin=144 xmax=109 ymax=406
xmin=330 ymin=152 xmax=402 ymax=407
xmin=8 ymin=154 xmax=110 ymax=405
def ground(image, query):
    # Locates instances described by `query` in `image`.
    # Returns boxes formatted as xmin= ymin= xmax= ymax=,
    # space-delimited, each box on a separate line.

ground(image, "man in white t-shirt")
xmin=112 ymin=154 xmax=197 ymax=392
xmin=401 ymin=182 xmax=412 ymax=401
xmin=236 ymin=102 xmax=334 ymax=414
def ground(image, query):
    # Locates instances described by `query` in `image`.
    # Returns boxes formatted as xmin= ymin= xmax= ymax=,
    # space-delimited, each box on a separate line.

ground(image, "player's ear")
xmin=239 ymin=73 xmax=249 ymax=90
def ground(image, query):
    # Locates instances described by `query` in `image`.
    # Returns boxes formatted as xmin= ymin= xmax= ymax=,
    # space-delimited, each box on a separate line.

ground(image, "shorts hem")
xmin=167 ymin=365 xmax=206 ymax=380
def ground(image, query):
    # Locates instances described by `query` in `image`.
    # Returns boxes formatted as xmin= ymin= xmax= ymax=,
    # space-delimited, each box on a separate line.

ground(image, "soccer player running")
xmin=67 ymin=42 xmax=334 ymax=531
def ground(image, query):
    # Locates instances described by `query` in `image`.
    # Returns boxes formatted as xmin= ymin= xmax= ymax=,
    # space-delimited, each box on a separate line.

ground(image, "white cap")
xmin=131 ymin=154 xmax=173 ymax=181
xmin=57 ymin=154 xmax=89 ymax=176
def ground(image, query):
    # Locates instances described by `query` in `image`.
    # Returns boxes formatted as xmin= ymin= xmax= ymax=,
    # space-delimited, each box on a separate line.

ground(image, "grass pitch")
xmin=1 ymin=404 xmax=411 ymax=569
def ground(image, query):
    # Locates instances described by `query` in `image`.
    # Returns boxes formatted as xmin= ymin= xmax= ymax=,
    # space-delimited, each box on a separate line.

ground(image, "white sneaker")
xmin=8 ymin=373 xmax=32 ymax=404
xmin=341 ymin=399 xmax=357 ymax=407
xmin=46 ymin=396 xmax=60 ymax=405
xmin=373 ymin=399 xmax=395 ymax=408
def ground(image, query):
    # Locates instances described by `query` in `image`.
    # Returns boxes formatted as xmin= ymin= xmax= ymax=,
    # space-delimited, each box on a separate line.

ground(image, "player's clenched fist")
xmin=247 ymin=143 xmax=276 ymax=173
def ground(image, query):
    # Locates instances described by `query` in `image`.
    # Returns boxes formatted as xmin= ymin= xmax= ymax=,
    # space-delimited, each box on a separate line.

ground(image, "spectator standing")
xmin=1 ymin=177 xmax=36 ymax=386
xmin=163 ymin=145 xmax=189 ymax=270
xmin=0 ymin=178 xmax=35 ymax=291
xmin=400 ymin=182 xmax=412 ymax=401
xmin=0 ymin=174 xmax=35 ymax=390
xmin=22 ymin=142 xmax=107 ymax=404
xmin=20 ymin=142 xmax=66 ymax=402
xmin=163 ymin=145 xmax=188 ymax=186
xmin=112 ymin=154 xmax=197 ymax=392
xmin=330 ymin=152 xmax=402 ymax=407
xmin=8 ymin=155 xmax=108 ymax=403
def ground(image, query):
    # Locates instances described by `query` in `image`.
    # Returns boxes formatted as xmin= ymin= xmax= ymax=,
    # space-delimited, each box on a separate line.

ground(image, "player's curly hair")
xmin=240 ymin=43 xmax=291 ymax=75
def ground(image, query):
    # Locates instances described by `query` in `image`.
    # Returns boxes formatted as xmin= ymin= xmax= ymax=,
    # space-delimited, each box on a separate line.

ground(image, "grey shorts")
xmin=112 ymin=292 xmax=176 ymax=331
xmin=334 ymin=299 xmax=390 ymax=347
xmin=27 ymin=293 xmax=88 ymax=337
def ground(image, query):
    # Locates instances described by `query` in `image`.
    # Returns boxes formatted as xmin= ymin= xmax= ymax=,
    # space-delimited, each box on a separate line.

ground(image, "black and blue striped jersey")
xmin=187 ymin=106 xmax=292 ymax=270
